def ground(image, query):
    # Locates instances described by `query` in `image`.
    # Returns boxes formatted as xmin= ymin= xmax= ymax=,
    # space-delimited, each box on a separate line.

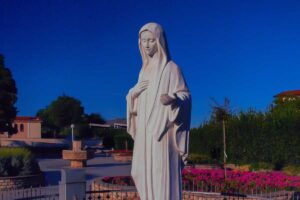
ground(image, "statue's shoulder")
xmin=165 ymin=60 xmax=182 ymax=75
xmin=166 ymin=60 xmax=180 ymax=71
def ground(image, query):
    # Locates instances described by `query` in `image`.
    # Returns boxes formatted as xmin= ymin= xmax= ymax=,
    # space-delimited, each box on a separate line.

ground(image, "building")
xmin=106 ymin=118 xmax=127 ymax=129
xmin=0 ymin=116 xmax=42 ymax=139
xmin=274 ymin=90 xmax=300 ymax=102
xmin=89 ymin=118 xmax=127 ymax=129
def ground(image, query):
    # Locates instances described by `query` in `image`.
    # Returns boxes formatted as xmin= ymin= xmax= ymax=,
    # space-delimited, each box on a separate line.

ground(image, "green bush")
xmin=101 ymin=128 xmax=133 ymax=150
xmin=283 ymin=165 xmax=300 ymax=176
xmin=250 ymin=162 xmax=274 ymax=171
xmin=102 ymin=132 xmax=115 ymax=149
xmin=188 ymin=153 xmax=211 ymax=165
xmin=114 ymin=133 xmax=133 ymax=150
xmin=190 ymin=98 xmax=300 ymax=168
xmin=74 ymin=123 xmax=93 ymax=139
xmin=0 ymin=148 xmax=40 ymax=177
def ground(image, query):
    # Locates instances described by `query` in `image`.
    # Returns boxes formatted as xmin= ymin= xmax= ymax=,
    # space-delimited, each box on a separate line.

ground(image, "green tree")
xmin=84 ymin=113 xmax=106 ymax=124
xmin=37 ymin=95 xmax=84 ymax=137
xmin=0 ymin=54 xmax=17 ymax=134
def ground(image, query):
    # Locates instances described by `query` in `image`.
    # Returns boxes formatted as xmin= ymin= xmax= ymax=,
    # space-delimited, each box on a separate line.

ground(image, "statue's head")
xmin=138 ymin=22 xmax=170 ymax=67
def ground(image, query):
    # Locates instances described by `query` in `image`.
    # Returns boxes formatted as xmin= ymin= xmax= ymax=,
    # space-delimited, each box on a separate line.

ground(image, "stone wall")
xmin=0 ymin=173 xmax=44 ymax=190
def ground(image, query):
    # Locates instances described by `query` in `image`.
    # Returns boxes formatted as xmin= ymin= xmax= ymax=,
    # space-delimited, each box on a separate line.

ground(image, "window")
xmin=14 ymin=124 xmax=18 ymax=131
xmin=20 ymin=124 xmax=24 ymax=132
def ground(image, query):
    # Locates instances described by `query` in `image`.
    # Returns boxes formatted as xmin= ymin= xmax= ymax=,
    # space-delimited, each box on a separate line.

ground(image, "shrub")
xmin=0 ymin=148 xmax=40 ymax=177
xmin=190 ymin=98 xmax=300 ymax=167
xmin=74 ymin=123 xmax=93 ymax=139
xmin=101 ymin=128 xmax=133 ymax=150
xmin=283 ymin=165 xmax=300 ymax=176
xmin=188 ymin=153 xmax=211 ymax=165
xmin=102 ymin=133 xmax=115 ymax=149
xmin=114 ymin=133 xmax=133 ymax=150
xmin=250 ymin=162 xmax=273 ymax=171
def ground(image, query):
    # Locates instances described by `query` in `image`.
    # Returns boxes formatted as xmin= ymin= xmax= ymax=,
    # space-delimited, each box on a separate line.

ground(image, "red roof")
xmin=15 ymin=116 xmax=41 ymax=121
xmin=275 ymin=90 xmax=300 ymax=97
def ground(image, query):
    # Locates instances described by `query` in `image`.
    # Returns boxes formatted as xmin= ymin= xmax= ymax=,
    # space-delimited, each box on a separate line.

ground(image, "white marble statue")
xmin=126 ymin=22 xmax=191 ymax=200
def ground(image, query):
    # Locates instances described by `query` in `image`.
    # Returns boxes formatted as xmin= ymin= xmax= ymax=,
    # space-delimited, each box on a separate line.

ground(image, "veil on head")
xmin=138 ymin=22 xmax=171 ymax=68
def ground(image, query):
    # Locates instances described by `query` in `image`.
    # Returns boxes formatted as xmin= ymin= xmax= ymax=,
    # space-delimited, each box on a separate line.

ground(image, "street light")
xmin=70 ymin=124 xmax=75 ymax=144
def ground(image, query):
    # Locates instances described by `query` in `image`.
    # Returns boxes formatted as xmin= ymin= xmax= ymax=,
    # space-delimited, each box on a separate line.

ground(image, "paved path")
xmin=38 ymin=152 xmax=132 ymax=185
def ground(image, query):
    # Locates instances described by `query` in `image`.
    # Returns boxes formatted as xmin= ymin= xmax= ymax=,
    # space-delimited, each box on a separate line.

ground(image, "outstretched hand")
xmin=160 ymin=94 xmax=177 ymax=106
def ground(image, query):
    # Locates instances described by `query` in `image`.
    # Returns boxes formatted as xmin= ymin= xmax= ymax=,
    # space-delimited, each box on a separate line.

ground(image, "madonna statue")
xmin=126 ymin=22 xmax=191 ymax=200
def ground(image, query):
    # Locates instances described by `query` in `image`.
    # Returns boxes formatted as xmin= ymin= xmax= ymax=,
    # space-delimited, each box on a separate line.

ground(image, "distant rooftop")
xmin=15 ymin=116 xmax=41 ymax=122
xmin=274 ymin=90 xmax=300 ymax=98
xmin=106 ymin=118 xmax=126 ymax=126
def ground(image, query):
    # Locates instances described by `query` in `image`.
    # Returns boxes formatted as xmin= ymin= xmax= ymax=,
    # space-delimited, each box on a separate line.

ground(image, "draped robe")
xmin=126 ymin=59 xmax=191 ymax=200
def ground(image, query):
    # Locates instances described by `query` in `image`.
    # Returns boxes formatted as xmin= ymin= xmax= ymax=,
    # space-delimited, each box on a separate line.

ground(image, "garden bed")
xmin=94 ymin=171 xmax=297 ymax=200
xmin=99 ymin=167 xmax=300 ymax=194
xmin=182 ymin=167 xmax=300 ymax=194
xmin=109 ymin=150 xmax=133 ymax=162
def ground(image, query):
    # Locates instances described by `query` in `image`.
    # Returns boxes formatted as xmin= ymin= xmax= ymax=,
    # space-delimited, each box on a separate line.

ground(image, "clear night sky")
xmin=1 ymin=0 xmax=300 ymax=127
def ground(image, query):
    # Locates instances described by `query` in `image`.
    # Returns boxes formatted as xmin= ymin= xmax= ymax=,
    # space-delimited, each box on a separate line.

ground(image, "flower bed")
xmin=102 ymin=168 xmax=300 ymax=194
xmin=182 ymin=167 xmax=300 ymax=193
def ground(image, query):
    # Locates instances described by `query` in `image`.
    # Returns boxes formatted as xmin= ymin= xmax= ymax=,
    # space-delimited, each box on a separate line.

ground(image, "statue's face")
xmin=140 ymin=31 xmax=157 ymax=57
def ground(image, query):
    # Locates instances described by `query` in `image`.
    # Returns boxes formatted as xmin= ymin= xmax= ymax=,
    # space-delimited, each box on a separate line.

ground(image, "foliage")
xmin=210 ymin=97 xmax=231 ymax=122
xmin=187 ymin=153 xmax=212 ymax=165
xmin=102 ymin=132 xmax=115 ymax=149
xmin=0 ymin=54 xmax=18 ymax=134
xmin=0 ymin=148 xmax=40 ymax=177
xmin=84 ymin=113 xmax=106 ymax=138
xmin=249 ymin=162 xmax=274 ymax=171
xmin=37 ymin=95 xmax=107 ymax=139
xmin=190 ymin=98 xmax=300 ymax=168
xmin=74 ymin=123 xmax=93 ymax=139
xmin=283 ymin=165 xmax=300 ymax=176
xmin=84 ymin=113 xmax=105 ymax=124
xmin=102 ymin=128 xmax=133 ymax=150
xmin=37 ymin=95 xmax=84 ymax=137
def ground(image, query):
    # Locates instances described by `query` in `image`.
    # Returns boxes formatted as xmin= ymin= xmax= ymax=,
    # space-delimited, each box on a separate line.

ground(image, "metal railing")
xmin=0 ymin=185 xmax=59 ymax=200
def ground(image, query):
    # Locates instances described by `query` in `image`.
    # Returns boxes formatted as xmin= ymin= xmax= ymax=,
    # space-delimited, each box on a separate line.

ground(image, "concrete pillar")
xmin=59 ymin=168 xmax=86 ymax=200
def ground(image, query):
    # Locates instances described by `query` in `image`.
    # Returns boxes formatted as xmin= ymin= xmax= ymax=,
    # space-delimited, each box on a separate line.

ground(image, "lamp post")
xmin=71 ymin=124 xmax=75 ymax=147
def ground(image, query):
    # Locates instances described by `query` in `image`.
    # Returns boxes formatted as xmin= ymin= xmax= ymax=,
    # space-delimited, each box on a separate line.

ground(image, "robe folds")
xmin=126 ymin=60 xmax=191 ymax=200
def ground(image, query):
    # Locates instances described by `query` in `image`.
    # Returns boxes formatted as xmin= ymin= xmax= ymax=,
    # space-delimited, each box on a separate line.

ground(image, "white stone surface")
xmin=126 ymin=22 xmax=191 ymax=200
xmin=59 ymin=168 xmax=86 ymax=200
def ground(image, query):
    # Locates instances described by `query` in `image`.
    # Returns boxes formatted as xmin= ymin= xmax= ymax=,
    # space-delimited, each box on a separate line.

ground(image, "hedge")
xmin=189 ymin=98 xmax=300 ymax=168
xmin=0 ymin=148 xmax=40 ymax=177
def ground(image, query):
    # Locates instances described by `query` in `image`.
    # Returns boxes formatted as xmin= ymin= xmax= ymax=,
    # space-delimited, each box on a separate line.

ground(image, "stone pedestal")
xmin=59 ymin=168 xmax=86 ymax=200
xmin=62 ymin=141 xmax=94 ymax=168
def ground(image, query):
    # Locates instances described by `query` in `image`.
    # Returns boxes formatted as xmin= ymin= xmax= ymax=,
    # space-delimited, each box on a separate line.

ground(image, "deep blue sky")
xmin=1 ymin=0 xmax=300 ymax=127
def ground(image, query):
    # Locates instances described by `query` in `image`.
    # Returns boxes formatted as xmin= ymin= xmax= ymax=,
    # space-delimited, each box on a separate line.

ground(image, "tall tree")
xmin=84 ymin=113 xmax=106 ymax=124
xmin=37 ymin=95 xmax=84 ymax=137
xmin=0 ymin=54 xmax=17 ymax=134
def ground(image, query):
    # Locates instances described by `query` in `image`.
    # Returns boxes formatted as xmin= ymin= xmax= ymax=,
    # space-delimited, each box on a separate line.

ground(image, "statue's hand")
xmin=160 ymin=94 xmax=177 ymax=106
xmin=132 ymin=80 xmax=149 ymax=98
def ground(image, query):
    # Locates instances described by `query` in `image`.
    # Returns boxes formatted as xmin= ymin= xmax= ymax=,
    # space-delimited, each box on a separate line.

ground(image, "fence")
xmin=0 ymin=185 xmax=59 ymax=200
xmin=0 ymin=183 xmax=299 ymax=200
xmin=83 ymin=180 xmax=299 ymax=200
